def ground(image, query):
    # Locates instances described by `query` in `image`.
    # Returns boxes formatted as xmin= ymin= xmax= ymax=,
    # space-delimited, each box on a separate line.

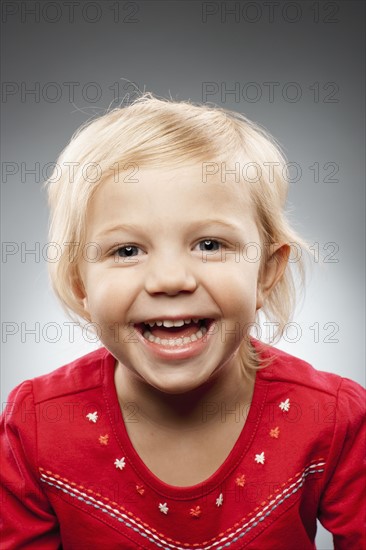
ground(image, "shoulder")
xmin=252 ymin=337 xmax=365 ymax=399
xmin=2 ymin=346 xmax=116 ymax=463
xmin=251 ymin=339 xmax=365 ymax=491
xmin=6 ymin=346 xmax=112 ymax=407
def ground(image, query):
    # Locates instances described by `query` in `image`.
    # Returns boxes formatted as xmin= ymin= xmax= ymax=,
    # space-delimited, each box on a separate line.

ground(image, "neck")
xmin=114 ymin=355 xmax=255 ymax=431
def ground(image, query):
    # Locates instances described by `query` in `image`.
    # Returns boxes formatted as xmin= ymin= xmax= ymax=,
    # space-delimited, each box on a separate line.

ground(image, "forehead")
xmin=86 ymin=162 xmax=257 ymax=234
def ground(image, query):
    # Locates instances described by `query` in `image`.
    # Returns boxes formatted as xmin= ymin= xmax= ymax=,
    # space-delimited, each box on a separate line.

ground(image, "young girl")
xmin=1 ymin=94 xmax=365 ymax=549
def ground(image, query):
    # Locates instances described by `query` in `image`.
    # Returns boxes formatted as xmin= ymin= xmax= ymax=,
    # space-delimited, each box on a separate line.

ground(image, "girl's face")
xmin=79 ymin=162 xmax=268 ymax=394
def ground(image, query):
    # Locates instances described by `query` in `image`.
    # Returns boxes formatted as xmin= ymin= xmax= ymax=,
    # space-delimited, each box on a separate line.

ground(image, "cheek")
xmin=208 ymin=263 xmax=259 ymax=302
xmin=83 ymin=274 xmax=132 ymax=323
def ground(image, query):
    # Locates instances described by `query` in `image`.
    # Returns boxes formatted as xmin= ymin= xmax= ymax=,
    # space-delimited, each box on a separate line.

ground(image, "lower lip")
xmin=133 ymin=321 xmax=216 ymax=361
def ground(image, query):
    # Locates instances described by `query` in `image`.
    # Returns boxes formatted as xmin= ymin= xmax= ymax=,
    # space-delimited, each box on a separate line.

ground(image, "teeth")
xmin=142 ymin=325 xmax=207 ymax=346
xmin=146 ymin=318 xmax=201 ymax=328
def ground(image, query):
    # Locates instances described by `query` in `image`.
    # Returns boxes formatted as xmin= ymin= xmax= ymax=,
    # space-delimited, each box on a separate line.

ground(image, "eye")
xmin=197 ymin=239 xmax=222 ymax=252
xmin=113 ymin=245 xmax=141 ymax=258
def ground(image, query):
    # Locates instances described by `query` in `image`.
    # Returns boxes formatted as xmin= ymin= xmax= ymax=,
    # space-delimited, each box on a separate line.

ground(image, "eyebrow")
xmin=95 ymin=219 xmax=243 ymax=239
xmin=95 ymin=224 xmax=146 ymax=239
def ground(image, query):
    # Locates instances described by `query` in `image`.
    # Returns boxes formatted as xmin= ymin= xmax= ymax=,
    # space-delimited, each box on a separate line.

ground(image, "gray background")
xmin=1 ymin=1 xmax=365 ymax=548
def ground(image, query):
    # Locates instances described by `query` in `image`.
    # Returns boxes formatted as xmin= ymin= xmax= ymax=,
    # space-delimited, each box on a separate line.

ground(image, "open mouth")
xmin=134 ymin=318 xmax=214 ymax=347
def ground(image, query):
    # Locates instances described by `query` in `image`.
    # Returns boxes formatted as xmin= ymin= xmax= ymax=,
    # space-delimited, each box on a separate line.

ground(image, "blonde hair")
xmin=43 ymin=92 xmax=311 ymax=372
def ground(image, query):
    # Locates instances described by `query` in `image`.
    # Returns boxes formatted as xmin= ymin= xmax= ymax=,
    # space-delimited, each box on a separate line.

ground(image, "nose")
xmin=144 ymin=253 xmax=198 ymax=296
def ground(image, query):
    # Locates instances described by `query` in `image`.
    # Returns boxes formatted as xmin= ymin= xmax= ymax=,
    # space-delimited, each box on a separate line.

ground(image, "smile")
xmin=143 ymin=323 xmax=208 ymax=346
xmin=133 ymin=318 xmax=215 ymax=360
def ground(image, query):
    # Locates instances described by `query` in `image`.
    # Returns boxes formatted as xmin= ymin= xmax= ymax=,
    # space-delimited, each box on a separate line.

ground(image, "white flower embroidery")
xmin=114 ymin=457 xmax=126 ymax=470
xmin=86 ymin=411 xmax=98 ymax=423
xmin=279 ymin=398 xmax=290 ymax=412
xmin=255 ymin=452 xmax=265 ymax=465
xmin=216 ymin=493 xmax=224 ymax=507
xmin=159 ymin=502 xmax=169 ymax=514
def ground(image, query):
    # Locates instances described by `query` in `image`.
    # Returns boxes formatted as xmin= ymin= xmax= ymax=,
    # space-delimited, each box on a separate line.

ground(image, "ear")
xmin=70 ymin=273 xmax=91 ymax=320
xmin=256 ymin=244 xmax=290 ymax=310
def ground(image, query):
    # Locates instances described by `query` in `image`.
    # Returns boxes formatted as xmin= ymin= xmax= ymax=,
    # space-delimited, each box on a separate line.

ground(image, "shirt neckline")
xmin=101 ymin=338 xmax=270 ymax=500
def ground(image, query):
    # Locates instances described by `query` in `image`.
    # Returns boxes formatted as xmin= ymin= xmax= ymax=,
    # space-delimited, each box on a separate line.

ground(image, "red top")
xmin=1 ymin=339 xmax=365 ymax=549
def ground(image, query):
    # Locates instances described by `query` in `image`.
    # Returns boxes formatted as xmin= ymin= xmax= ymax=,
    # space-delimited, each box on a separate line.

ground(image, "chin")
xmin=149 ymin=378 xmax=201 ymax=395
xmin=147 ymin=367 xmax=218 ymax=396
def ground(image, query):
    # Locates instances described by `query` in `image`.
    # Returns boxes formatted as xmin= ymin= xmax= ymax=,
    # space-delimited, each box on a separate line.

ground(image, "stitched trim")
xmin=39 ymin=461 xmax=325 ymax=549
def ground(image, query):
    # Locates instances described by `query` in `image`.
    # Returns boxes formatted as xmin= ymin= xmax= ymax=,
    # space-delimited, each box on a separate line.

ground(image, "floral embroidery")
xmin=255 ymin=452 xmax=265 ymax=465
xmin=279 ymin=398 xmax=290 ymax=412
xmin=190 ymin=505 xmax=202 ymax=518
xmin=40 ymin=461 xmax=326 ymax=549
xmin=235 ymin=474 xmax=246 ymax=487
xmin=114 ymin=457 xmax=126 ymax=470
xmin=159 ymin=502 xmax=169 ymax=514
xmin=216 ymin=493 xmax=224 ymax=507
xmin=269 ymin=426 xmax=280 ymax=438
xmin=98 ymin=434 xmax=109 ymax=445
xmin=136 ymin=484 xmax=145 ymax=495
xmin=86 ymin=411 xmax=98 ymax=423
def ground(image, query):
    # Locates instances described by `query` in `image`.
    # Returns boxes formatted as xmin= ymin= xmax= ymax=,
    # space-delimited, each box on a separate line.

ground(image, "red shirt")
xmin=1 ymin=339 xmax=365 ymax=549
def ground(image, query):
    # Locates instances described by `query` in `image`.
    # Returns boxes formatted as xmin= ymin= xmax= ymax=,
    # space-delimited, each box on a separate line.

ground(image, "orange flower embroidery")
xmin=235 ymin=474 xmax=246 ymax=487
xmin=136 ymin=484 xmax=145 ymax=495
xmin=190 ymin=505 xmax=202 ymax=518
xmin=98 ymin=434 xmax=109 ymax=445
xmin=270 ymin=426 xmax=280 ymax=438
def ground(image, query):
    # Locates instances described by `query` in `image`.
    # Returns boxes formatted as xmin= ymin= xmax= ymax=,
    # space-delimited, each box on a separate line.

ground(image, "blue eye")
xmin=115 ymin=245 xmax=140 ymax=257
xmin=198 ymin=240 xmax=221 ymax=252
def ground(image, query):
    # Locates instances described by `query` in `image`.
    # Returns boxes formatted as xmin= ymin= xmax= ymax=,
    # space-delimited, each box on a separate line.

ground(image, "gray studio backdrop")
xmin=1 ymin=1 xmax=365 ymax=548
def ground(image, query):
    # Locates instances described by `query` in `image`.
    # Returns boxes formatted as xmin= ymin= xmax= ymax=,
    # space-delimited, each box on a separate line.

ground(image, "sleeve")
xmin=0 ymin=380 xmax=62 ymax=549
xmin=317 ymin=377 xmax=366 ymax=549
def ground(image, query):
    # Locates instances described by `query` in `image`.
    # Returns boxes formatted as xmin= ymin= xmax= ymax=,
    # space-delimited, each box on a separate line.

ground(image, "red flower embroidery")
xmin=190 ymin=505 xmax=202 ymax=518
xmin=98 ymin=434 xmax=109 ymax=445
xmin=136 ymin=484 xmax=145 ymax=496
xmin=235 ymin=474 xmax=246 ymax=487
xmin=270 ymin=426 xmax=280 ymax=438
